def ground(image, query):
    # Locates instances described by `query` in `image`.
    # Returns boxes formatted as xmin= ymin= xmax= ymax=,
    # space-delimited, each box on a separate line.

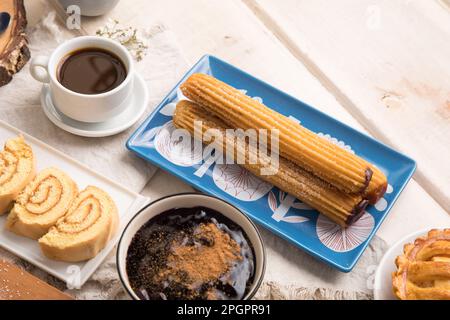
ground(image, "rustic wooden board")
xmin=0 ymin=260 xmax=72 ymax=300
xmin=0 ymin=0 xmax=30 ymax=86
xmin=246 ymin=0 xmax=450 ymax=213
xmin=0 ymin=0 xmax=16 ymax=53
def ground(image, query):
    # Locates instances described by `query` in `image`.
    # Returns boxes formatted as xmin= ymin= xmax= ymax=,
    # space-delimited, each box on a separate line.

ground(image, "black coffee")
xmin=57 ymin=48 xmax=127 ymax=95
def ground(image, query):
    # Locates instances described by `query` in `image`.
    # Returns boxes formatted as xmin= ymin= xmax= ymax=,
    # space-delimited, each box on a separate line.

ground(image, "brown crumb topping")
xmin=157 ymin=222 xmax=242 ymax=287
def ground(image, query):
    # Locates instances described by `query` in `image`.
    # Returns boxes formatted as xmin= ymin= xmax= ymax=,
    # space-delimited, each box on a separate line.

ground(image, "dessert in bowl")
xmin=116 ymin=193 xmax=266 ymax=300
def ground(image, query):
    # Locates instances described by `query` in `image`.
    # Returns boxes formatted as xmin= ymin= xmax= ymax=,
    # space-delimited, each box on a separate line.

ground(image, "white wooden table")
xmin=23 ymin=0 xmax=450 ymax=296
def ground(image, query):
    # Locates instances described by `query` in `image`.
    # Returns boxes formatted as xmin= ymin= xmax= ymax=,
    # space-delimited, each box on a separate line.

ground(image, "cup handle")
xmin=30 ymin=56 xmax=50 ymax=83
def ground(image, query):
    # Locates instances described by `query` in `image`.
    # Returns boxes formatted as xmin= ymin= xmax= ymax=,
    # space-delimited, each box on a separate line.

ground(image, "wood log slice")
xmin=0 ymin=0 xmax=30 ymax=87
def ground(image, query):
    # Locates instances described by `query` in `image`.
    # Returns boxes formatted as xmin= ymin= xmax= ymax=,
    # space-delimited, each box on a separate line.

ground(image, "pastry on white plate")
xmin=6 ymin=167 xmax=78 ymax=239
xmin=392 ymin=229 xmax=450 ymax=300
xmin=0 ymin=136 xmax=35 ymax=214
xmin=39 ymin=186 xmax=119 ymax=262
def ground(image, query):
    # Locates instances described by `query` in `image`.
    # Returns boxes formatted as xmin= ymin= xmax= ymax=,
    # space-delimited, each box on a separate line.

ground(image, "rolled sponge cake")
xmin=39 ymin=186 xmax=119 ymax=262
xmin=6 ymin=167 xmax=78 ymax=239
xmin=0 ymin=136 xmax=35 ymax=214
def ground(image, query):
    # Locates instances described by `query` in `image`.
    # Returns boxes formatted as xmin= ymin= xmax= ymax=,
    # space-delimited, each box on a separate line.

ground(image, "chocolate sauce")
xmin=57 ymin=48 xmax=127 ymax=95
xmin=126 ymin=207 xmax=255 ymax=300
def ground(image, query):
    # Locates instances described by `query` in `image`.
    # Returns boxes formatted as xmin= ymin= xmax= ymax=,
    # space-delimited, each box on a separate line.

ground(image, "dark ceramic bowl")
xmin=116 ymin=193 xmax=266 ymax=300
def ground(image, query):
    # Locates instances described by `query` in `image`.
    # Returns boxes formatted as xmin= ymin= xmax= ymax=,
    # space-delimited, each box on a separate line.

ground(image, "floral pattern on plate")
xmin=129 ymin=125 xmax=162 ymax=148
xmin=316 ymin=213 xmax=375 ymax=253
xmin=268 ymin=190 xmax=310 ymax=224
xmin=374 ymin=184 xmax=394 ymax=212
xmin=154 ymin=121 xmax=203 ymax=167
xmin=212 ymin=164 xmax=273 ymax=202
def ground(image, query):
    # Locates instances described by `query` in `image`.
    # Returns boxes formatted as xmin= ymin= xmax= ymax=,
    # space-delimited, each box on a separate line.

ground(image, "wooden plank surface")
xmin=245 ymin=0 xmax=450 ymax=213
xmin=63 ymin=0 xmax=359 ymax=126
xmin=65 ymin=0 xmax=449 ymax=243
xmin=0 ymin=0 xmax=16 ymax=52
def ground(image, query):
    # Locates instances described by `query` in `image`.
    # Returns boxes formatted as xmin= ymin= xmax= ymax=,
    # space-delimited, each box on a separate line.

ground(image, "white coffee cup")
xmin=30 ymin=36 xmax=134 ymax=123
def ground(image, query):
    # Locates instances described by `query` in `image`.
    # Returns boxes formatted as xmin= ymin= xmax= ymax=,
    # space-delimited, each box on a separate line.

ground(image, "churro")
xmin=181 ymin=73 xmax=387 ymax=203
xmin=174 ymin=100 xmax=368 ymax=227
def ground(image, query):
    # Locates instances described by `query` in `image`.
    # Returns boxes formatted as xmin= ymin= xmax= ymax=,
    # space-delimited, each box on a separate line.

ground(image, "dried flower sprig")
xmin=96 ymin=19 xmax=148 ymax=61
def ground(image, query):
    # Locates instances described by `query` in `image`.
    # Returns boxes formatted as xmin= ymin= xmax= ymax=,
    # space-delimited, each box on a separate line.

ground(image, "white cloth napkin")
xmin=0 ymin=8 xmax=188 ymax=193
xmin=254 ymin=228 xmax=387 ymax=299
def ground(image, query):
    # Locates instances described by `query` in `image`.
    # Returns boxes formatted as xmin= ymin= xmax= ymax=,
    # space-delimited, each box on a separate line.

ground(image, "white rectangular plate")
xmin=0 ymin=120 xmax=149 ymax=287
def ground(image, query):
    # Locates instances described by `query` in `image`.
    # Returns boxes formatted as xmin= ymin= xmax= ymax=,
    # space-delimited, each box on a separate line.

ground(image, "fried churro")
xmin=180 ymin=73 xmax=387 ymax=203
xmin=174 ymin=100 xmax=368 ymax=227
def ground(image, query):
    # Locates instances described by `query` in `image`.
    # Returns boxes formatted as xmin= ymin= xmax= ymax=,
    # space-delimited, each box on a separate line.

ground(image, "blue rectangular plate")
xmin=127 ymin=55 xmax=416 ymax=272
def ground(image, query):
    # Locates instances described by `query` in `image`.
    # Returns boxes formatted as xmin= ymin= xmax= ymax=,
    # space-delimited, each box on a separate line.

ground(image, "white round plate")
xmin=373 ymin=228 xmax=439 ymax=300
xmin=40 ymin=73 xmax=148 ymax=137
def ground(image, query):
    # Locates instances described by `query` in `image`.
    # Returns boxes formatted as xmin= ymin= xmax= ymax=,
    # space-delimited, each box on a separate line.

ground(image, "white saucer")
xmin=373 ymin=228 xmax=441 ymax=300
xmin=40 ymin=74 xmax=148 ymax=137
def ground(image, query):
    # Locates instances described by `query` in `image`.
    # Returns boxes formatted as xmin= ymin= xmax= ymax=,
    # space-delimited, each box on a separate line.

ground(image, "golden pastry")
xmin=180 ymin=73 xmax=387 ymax=203
xmin=392 ymin=229 xmax=450 ymax=300
xmin=39 ymin=186 xmax=119 ymax=262
xmin=0 ymin=136 xmax=35 ymax=214
xmin=6 ymin=167 xmax=78 ymax=239
xmin=174 ymin=100 xmax=368 ymax=227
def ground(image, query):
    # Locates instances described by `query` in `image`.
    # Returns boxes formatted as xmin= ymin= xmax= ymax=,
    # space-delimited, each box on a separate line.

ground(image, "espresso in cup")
xmin=30 ymin=36 xmax=135 ymax=123
xmin=57 ymin=48 xmax=127 ymax=95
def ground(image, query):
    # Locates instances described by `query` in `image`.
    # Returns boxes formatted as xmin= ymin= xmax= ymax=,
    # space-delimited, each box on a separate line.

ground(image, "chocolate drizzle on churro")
xmin=347 ymin=199 xmax=370 ymax=226
xmin=363 ymin=168 xmax=373 ymax=193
